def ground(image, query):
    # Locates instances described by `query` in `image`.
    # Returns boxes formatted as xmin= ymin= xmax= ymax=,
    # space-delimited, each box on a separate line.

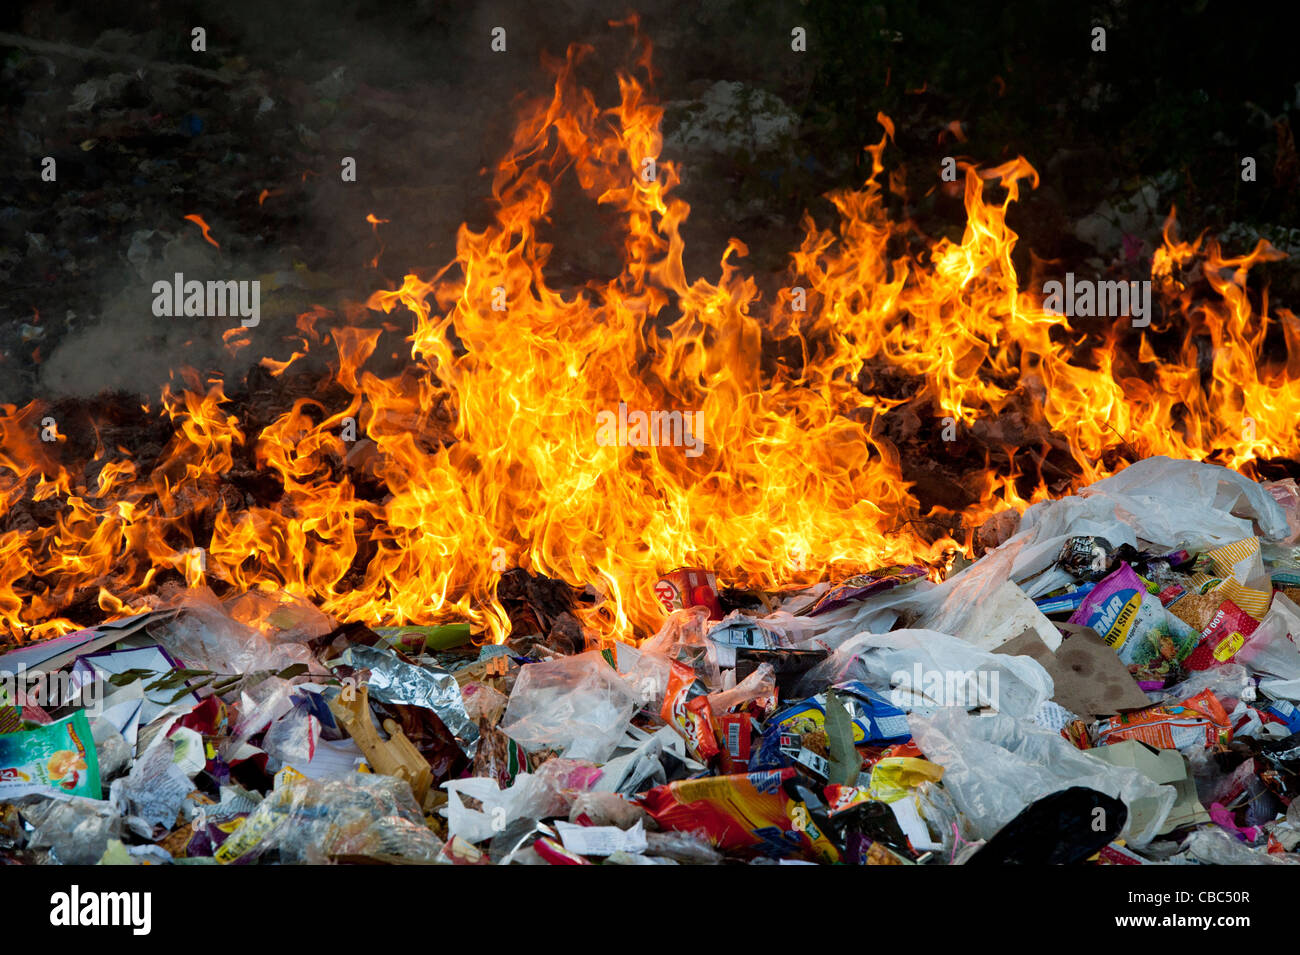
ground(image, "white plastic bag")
xmin=796 ymin=629 xmax=1053 ymax=720
xmin=909 ymin=709 xmax=1174 ymax=846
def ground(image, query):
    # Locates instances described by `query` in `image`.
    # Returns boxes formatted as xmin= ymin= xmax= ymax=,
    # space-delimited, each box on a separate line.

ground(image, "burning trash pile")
xmin=4 ymin=22 xmax=1300 ymax=868
xmin=4 ymin=456 xmax=1300 ymax=865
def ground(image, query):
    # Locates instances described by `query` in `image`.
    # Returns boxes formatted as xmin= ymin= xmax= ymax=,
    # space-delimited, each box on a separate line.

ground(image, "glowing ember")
xmin=183 ymin=214 xmax=221 ymax=249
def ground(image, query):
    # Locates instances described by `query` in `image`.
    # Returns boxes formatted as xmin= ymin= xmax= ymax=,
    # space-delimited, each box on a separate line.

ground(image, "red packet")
xmin=654 ymin=568 xmax=722 ymax=620
xmin=532 ymin=836 xmax=592 ymax=865
xmin=715 ymin=712 xmax=751 ymax=773
xmin=1184 ymin=599 xmax=1259 ymax=671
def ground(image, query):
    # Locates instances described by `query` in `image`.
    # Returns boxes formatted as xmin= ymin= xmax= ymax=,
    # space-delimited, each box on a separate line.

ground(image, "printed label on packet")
xmin=0 ymin=710 xmax=100 ymax=799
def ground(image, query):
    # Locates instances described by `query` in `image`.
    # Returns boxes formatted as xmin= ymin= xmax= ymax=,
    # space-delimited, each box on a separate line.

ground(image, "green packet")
xmin=0 ymin=710 xmax=101 ymax=799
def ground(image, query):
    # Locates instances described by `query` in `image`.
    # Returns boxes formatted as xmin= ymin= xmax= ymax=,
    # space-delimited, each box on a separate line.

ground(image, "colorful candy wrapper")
xmin=1096 ymin=688 xmax=1231 ymax=750
xmin=661 ymin=661 xmax=720 ymax=762
xmin=805 ymin=565 xmax=926 ymax=617
xmin=637 ymin=768 xmax=830 ymax=859
xmin=0 ymin=710 xmax=101 ymax=799
xmin=1068 ymin=563 xmax=1199 ymax=679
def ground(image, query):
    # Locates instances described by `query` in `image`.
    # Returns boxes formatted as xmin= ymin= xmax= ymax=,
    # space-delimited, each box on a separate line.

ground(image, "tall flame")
xmin=3 ymin=24 xmax=1298 ymax=645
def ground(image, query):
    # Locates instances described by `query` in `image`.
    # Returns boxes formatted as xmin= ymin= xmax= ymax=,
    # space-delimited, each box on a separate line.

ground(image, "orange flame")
xmin=183 ymin=214 xmax=220 ymax=249
xmin=2 ymin=25 xmax=1298 ymax=646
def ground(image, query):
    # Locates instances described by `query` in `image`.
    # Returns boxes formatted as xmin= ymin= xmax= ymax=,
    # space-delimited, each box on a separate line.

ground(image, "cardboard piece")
xmin=70 ymin=643 xmax=200 ymax=725
xmin=1089 ymin=739 xmax=1210 ymax=835
xmin=994 ymin=623 xmax=1151 ymax=717
xmin=0 ymin=610 xmax=178 ymax=676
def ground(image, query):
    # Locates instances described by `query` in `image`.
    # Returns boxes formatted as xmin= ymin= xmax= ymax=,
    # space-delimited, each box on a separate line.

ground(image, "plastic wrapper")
xmin=215 ymin=772 xmax=442 ymax=864
xmin=472 ymin=720 xmax=530 ymax=789
xmin=804 ymin=565 xmax=926 ymax=616
xmin=661 ymin=661 xmax=719 ymax=761
xmin=226 ymin=589 xmax=335 ymax=645
xmin=501 ymin=651 xmax=639 ymax=762
xmin=707 ymin=662 xmax=775 ymax=715
xmin=17 ymin=794 xmax=123 ymax=865
xmin=1237 ymin=592 xmax=1300 ymax=683
xmin=909 ymin=709 xmax=1174 ymax=846
xmin=796 ymin=629 xmax=1053 ymax=721
xmin=260 ymin=704 xmax=322 ymax=773
xmin=443 ymin=759 xmax=600 ymax=843
xmin=462 ymin=682 xmax=509 ymax=725
xmin=1069 ymin=563 xmax=1198 ymax=680
xmin=637 ymin=768 xmax=832 ymax=858
xmin=89 ymin=717 xmax=131 ymax=783
xmin=1098 ymin=689 xmax=1232 ymax=750
xmin=753 ymin=681 xmax=909 ymax=780
xmin=1182 ymin=826 xmax=1300 ymax=865
xmin=706 ymin=614 xmax=788 ymax=667
xmin=637 ymin=607 xmax=720 ymax=689
xmin=336 ymin=644 xmax=477 ymax=756
xmin=1056 ymin=536 xmax=1115 ymax=582
xmin=147 ymin=587 xmax=320 ymax=675
xmin=0 ymin=710 xmax=101 ymax=799
xmin=1183 ymin=599 xmax=1258 ymax=671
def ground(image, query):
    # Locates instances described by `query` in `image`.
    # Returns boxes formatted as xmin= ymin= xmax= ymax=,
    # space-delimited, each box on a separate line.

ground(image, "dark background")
xmin=2 ymin=0 xmax=1298 ymax=406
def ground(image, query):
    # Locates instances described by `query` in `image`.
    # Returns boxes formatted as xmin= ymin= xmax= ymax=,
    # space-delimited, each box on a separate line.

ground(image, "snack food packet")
xmin=1182 ymin=599 xmax=1259 ymax=671
xmin=0 ymin=710 xmax=101 ymax=799
xmin=1096 ymin=688 xmax=1231 ymax=750
xmin=1069 ymin=563 xmax=1198 ymax=679
xmin=661 ymin=661 xmax=719 ymax=761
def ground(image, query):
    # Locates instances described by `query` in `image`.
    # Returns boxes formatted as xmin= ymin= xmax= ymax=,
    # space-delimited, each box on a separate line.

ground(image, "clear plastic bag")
xmin=223 ymin=772 xmax=442 ymax=864
xmin=18 ymin=794 xmax=124 ymax=865
xmin=443 ymin=762 xmax=599 ymax=844
xmin=147 ymin=587 xmax=322 ymax=676
xmin=501 ymin=651 xmax=639 ymax=762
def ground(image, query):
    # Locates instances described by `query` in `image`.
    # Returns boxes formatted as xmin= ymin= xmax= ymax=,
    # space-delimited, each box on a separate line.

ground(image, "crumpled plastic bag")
xmin=1238 ymin=593 xmax=1300 ymax=686
xmin=909 ymin=709 xmax=1174 ymax=846
xmin=1082 ymin=456 xmax=1291 ymax=547
xmin=501 ymin=651 xmax=639 ymax=762
xmin=1181 ymin=826 xmax=1300 ymax=865
xmin=795 ymin=629 xmax=1053 ymax=720
xmin=16 ymin=794 xmax=124 ymax=865
xmin=443 ymin=758 xmax=601 ymax=843
xmin=219 ymin=772 xmax=441 ymax=864
xmin=147 ymin=587 xmax=322 ymax=676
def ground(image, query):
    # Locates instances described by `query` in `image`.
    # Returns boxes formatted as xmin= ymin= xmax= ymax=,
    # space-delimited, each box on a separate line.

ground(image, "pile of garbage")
xmin=5 ymin=456 xmax=1300 ymax=865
